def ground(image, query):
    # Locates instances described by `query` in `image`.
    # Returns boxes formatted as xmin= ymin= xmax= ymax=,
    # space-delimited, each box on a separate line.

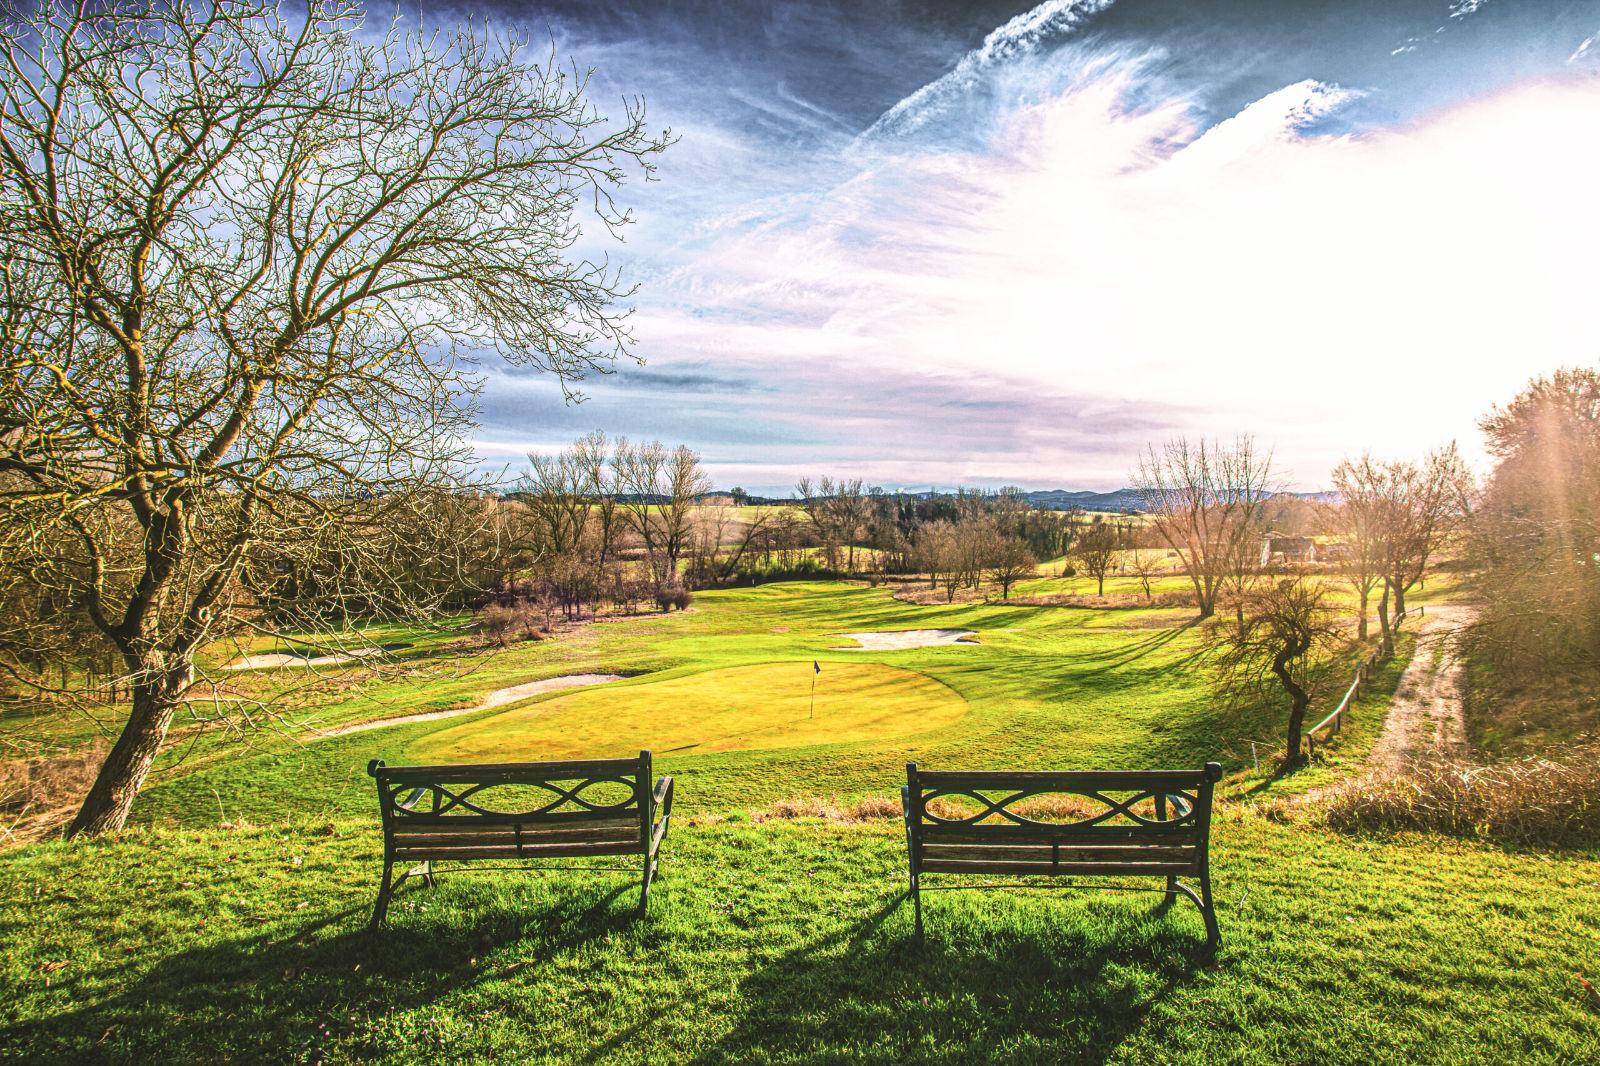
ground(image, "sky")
xmin=434 ymin=0 xmax=1600 ymax=494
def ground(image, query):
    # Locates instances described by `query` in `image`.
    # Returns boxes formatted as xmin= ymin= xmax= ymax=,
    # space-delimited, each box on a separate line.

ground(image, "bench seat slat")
xmin=918 ymin=859 xmax=1192 ymax=876
xmin=919 ymin=823 xmax=1200 ymax=846
xmin=920 ymin=843 xmax=1197 ymax=865
xmin=915 ymin=769 xmax=1206 ymax=790
xmin=394 ymin=842 xmax=644 ymax=861
xmin=392 ymin=828 xmax=641 ymax=849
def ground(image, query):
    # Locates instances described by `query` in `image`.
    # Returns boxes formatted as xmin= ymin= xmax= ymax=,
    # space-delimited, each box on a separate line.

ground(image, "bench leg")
xmin=369 ymin=857 xmax=398 ymax=930
xmin=1199 ymin=872 xmax=1221 ymax=951
xmin=1169 ymin=879 xmax=1220 ymax=951
xmin=912 ymin=877 xmax=923 ymax=943
xmin=638 ymin=853 xmax=654 ymax=916
xmin=1154 ymin=873 xmax=1178 ymax=914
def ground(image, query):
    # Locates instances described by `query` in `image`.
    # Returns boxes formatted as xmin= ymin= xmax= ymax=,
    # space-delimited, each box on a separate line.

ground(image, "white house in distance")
xmin=1259 ymin=532 xmax=1317 ymax=567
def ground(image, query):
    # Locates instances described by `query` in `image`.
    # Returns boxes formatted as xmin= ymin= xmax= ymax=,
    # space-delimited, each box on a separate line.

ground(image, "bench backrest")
xmin=368 ymin=752 xmax=654 ymax=862
xmin=904 ymin=762 xmax=1222 ymax=877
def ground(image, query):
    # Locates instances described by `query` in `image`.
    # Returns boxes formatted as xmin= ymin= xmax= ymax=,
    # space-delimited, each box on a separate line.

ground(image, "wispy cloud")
xmin=855 ymin=0 xmax=1115 ymax=146
xmin=463 ymin=1 xmax=1600 ymax=493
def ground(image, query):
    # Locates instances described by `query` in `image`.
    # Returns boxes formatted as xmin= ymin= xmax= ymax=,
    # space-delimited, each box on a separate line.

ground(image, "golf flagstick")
xmin=810 ymin=660 xmax=819 ymax=718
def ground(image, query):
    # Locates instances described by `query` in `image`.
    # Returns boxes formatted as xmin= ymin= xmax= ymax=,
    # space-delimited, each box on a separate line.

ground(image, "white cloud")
xmin=631 ymin=68 xmax=1600 ymax=487
xmin=855 ymin=0 xmax=1115 ymax=145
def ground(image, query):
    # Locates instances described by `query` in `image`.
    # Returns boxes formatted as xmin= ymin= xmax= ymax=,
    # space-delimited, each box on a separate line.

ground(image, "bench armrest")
xmin=651 ymin=776 xmax=674 ymax=825
xmin=648 ymin=776 xmax=674 ymax=856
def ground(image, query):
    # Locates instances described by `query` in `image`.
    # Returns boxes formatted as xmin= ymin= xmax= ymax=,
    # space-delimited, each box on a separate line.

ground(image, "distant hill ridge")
xmin=705 ymin=487 xmax=1335 ymax=513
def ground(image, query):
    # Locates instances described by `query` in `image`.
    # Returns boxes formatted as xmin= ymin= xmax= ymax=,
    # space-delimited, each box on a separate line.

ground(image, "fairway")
xmin=408 ymin=660 xmax=968 ymax=763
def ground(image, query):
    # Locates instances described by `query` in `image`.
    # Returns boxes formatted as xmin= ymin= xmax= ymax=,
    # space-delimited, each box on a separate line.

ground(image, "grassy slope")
xmin=4 ymin=578 xmax=1596 ymax=1064
xmin=3 ymin=819 xmax=1596 ymax=1064
xmin=133 ymin=582 xmax=1231 ymax=824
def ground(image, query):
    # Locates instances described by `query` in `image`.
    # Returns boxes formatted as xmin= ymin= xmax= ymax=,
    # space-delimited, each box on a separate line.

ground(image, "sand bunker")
xmin=832 ymin=629 xmax=977 ymax=651
xmin=225 ymin=647 xmax=387 ymax=671
xmin=319 ymin=673 xmax=625 ymax=738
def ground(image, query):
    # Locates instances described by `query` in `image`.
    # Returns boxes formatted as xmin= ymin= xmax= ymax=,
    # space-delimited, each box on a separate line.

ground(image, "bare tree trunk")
xmin=67 ymin=661 xmax=188 ymax=836
xmin=1377 ymin=579 xmax=1394 ymax=657
xmin=1272 ymin=651 xmax=1310 ymax=767
xmin=1357 ymin=586 xmax=1369 ymax=640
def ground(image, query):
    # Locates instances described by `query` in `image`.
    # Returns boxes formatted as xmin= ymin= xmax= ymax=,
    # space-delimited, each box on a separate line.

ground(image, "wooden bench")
xmin=901 ymin=761 xmax=1222 ymax=947
xmin=367 ymin=751 xmax=673 ymax=928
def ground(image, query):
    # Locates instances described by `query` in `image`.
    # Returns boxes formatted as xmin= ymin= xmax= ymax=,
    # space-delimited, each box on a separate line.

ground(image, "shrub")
xmin=476 ymin=599 xmax=545 ymax=645
xmin=734 ymin=557 xmax=845 ymax=585
xmin=1322 ymin=739 xmax=1600 ymax=847
xmin=654 ymin=585 xmax=692 ymax=612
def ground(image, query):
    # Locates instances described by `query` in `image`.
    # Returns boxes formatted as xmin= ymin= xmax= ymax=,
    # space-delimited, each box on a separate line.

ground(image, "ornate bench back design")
xmin=906 ymin=765 xmax=1222 ymax=847
xmin=369 ymin=756 xmax=649 ymax=827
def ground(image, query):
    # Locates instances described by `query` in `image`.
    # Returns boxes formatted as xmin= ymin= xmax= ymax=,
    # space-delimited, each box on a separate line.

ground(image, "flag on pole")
xmin=813 ymin=661 xmax=821 ymax=674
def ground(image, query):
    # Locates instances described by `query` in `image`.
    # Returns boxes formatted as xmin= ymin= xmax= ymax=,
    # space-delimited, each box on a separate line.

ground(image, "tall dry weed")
xmin=1322 ymin=739 xmax=1600 ymax=847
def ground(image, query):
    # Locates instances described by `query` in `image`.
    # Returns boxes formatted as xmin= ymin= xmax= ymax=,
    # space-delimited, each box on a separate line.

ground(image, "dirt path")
xmin=314 ymin=673 xmax=625 ymax=739
xmin=1361 ymin=603 xmax=1474 ymax=777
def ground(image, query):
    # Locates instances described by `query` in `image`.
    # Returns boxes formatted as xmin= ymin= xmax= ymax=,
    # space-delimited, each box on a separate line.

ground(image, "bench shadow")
xmin=674 ymin=893 xmax=1212 ymax=1066
xmin=7 ymin=881 xmax=635 ymax=1063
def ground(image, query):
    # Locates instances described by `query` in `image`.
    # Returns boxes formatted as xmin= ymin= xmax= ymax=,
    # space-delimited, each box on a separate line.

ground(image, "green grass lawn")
xmin=409 ymin=660 xmax=968 ymax=763
xmin=4 ymin=817 xmax=1596 ymax=1064
xmin=4 ymin=579 xmax=1595 ymax=1063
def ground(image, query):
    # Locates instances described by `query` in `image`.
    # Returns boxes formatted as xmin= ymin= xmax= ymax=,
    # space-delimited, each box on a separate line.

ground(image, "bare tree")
xmin=685 ymin=503 xmax=775 ymax=587
xmin=0 ymin=2 xmax=669 ymax=834
xmin=914 ymin=520 xmax=961 ymax=602
xmin=615 ymin=440 xmax=711 ymax=588
xmin=1205 ymin=576 xmax=1342 ymax=768
xmin=1132 ymin=437 xmax=1276 ymax=619
xmin=1129 ymin=546 xmax=1162 ymax=602
xmin=522 ymin=448 xmax=592 ymax=564
xmin=1072 ymin=521 xmax=1120 ymax=596
xmin=796 ymin=476 xmax=870 ymax=572
xmin=1327 ymin=455 xmax=1388 ymax=640
xmin=954 ymin=513 xmax=997 ymax=591
xmin=573 ymin=432 xmax=625 ymax=569
xmin=1385 ymin=445 xmax=1472 ymax=625
xmin=986 ymin=535 xmax=1036 ymax=601
xmin=1362 ymin=446 xmax=1472 ymax=656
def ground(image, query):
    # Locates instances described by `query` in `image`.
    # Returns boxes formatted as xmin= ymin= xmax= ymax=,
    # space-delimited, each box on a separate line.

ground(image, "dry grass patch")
xmin=751 ymin=791 xmax=1106 ymax=824
xmin=0 ymin=745 xmax=105 ymax=844
xmin=1322 ymin=738 xmax=1600 ymax=847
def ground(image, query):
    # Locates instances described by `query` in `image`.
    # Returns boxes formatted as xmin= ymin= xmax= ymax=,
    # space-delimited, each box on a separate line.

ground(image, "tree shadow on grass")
xmin=680 ymin=892 xmax=1214 ymax=1066
xmin=6 ymin=878 xmax=636 ymax=1063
